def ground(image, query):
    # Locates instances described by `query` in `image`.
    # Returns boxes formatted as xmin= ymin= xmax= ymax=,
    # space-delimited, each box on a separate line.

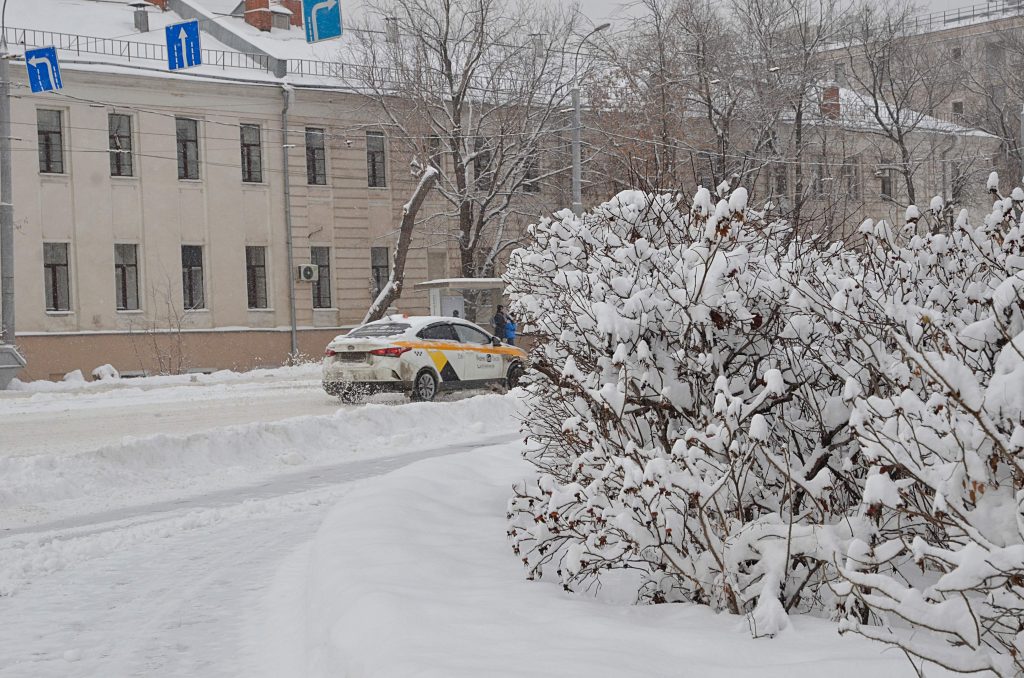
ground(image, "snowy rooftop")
xmin=1 ymin=0 xmax=356 ymax=86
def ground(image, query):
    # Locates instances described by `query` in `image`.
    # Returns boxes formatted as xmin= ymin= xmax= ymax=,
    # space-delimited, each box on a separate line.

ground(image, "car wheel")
xmin=411 ymin=369 xmax=438 ymax=402
xmin=323 ymin=381 xmax=343 ymax=397
xmin=507 ymin=363 xmax=524 ymax=389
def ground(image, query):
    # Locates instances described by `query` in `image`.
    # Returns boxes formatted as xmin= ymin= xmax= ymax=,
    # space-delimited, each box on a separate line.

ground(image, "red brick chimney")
xmin=245 ymin=0 xmax=272 ymax=32
xmin=821 ymin=84 xmax=841 ymax=120
xmin=145 ymin=0 xmax=167 ymax=9
xmin=278 ymin=0 xmax=303 ymax=27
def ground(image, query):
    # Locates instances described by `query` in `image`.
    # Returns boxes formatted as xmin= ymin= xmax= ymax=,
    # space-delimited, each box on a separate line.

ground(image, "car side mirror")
xmin=491 ymin=336 xmax=502 ymax=346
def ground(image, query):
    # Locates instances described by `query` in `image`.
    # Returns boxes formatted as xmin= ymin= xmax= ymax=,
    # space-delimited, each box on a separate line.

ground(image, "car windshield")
xmin=347 ymin=322 xmax=411 ymax=338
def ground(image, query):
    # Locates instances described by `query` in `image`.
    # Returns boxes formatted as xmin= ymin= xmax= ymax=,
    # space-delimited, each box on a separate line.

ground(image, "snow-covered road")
xmin=0 ymin=365 xmax=337 ymax=458
xmin=0 ymin=368 xmax=522 ymax=676
xmin=0 ymin=436 xmax=513 ymax=678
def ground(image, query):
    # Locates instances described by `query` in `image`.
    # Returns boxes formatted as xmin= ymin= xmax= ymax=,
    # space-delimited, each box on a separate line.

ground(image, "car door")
xmin=417 ymin=323 xmax=465 ymax=386
xmin=453 ymin=323 xmax=502 ymax=384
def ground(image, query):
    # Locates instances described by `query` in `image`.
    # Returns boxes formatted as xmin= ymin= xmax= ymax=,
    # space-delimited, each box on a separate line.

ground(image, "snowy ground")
xmin=0 ymin=370 xmax=955 ymax=677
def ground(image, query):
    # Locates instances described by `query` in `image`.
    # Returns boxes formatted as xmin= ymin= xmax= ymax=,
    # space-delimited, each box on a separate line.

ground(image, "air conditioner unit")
xmin=296 ymin=264 xmax=319 ymax=282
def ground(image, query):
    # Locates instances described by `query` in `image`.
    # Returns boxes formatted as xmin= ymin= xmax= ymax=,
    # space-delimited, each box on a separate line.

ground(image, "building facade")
xmin=2 ymin=0 xmax=557 ymax=381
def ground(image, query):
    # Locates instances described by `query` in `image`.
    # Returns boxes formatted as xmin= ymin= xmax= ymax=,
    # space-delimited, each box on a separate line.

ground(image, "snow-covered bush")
xmin=507 ymin=180 xmax=1024 ymax=672
xmin=835 ymin=188 xmax=1024 ymax=676
xmin=505 ymin=189 xmax=865 ymax=634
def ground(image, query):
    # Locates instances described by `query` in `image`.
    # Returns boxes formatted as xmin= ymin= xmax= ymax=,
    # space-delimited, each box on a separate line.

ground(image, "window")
xmin=240 ymin=124 xmax=263 ymax=183
xmin=427 ymin=250 xmax=448 ymax=280
xmin=311 ymin=246 xmax=332 ymax=308
xmin=427 ymin=134 xmax=442 ymax=168
xmin=773 ymin=165 xmax=788 ymax=198
xmin=951 ymin=46 xmax=963 ymax=62
xmin=114 ymin=244 xmax=139 ymax=311
xmin=879 ymin=167 xmax=894 ymax=200
xmin=176 ymin=117 xmax=200 ymax=180
xmin=305 ymin=127 xmax=327 ymax=185
xmin=986 ymin=42 xmax=1005 ymax=66
xmin=108 ymin=113 xmax=134 ymax=177
xmin=810 ymin=158 xmax=827 ymax=197
xmin=952 ymin=101 xmax=965 ymax=123
xmin=37 ymin=109 xmax=64 ymax=174
xmin=43 ymin=242 xmax=70 ymax=311
xmin=348 ymin=322 xmax=410 ymax=338
xmin=246 ymin=246 xmax=268 ymax=309
xmin=454 ymin=323 xmax=490 ymax=344
xmin=366 ymin=131 xmax=386 ymax=187
xmin=418 ymin=323 xmax=458 ymax=341
xmin=181 ymin=245 xmax=205 ymax=310
xmin=833 ymin=62 xmax=846 ymax=84
xmin=841 ymin=159 xmax=860 ymax=201
xmin=474 ymin=141 xmax=493 ymax=190
xmin=523 ymin=154 xmax=540 ymax=193
xmin=371 ymin=246 xmax=389 ymax=295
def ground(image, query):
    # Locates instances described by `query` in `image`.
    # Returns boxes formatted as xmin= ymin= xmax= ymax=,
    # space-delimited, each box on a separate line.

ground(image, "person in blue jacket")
xmin=504 ymin=314 xmax=517 ymax=345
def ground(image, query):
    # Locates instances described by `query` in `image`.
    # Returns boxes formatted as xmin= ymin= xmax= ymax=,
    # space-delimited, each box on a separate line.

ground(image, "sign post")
xmin=303 ymin=0 xmax=343 ymax=44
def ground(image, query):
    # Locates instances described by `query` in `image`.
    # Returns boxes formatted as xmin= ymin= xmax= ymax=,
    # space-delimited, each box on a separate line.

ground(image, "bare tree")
xmin=843 ymin=0 xmax=964 ymax=205
xmin=342 ymin=0 xmax=582 ymax=309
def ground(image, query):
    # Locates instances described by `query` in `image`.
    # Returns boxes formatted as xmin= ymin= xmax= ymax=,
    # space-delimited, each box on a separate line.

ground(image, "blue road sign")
xmin=25 ymin=47 xmax=62 ymax=93
xmin=166 ymin=20 xmax=202 ymax=71
xmin=303 ymin=0 xmax=342 ymax=44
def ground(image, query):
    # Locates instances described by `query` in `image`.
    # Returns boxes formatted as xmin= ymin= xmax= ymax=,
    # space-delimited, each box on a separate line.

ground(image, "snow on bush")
xmin=506 ymin=183 xmax=1024 ymax=672
xmin=504 ymin=191 xmax=865 ymax=634
xmin=836 ymin=187 xmax=1024 ymax=676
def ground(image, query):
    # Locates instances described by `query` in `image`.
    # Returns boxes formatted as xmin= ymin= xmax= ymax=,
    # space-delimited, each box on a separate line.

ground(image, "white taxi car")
xmin=322 ymin=316 xmax=527 ymax=401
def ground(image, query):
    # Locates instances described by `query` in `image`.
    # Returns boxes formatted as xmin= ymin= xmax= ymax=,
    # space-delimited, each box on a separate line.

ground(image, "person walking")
xmin=504 ymin=313 xmax=517 ymax=345
xmin=492 ymin=305 xmax=508 ymax=338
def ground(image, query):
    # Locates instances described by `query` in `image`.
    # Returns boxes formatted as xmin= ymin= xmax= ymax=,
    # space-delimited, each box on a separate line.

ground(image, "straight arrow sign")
xmin=166 ymin=20 xmax=202 ymax=71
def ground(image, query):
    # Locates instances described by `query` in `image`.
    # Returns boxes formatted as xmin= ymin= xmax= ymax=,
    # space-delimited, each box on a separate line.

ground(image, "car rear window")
xmin=347 ymin=323 xmax=411 ymax=338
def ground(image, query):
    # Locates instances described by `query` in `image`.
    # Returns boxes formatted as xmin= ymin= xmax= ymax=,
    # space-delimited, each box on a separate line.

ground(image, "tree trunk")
xmin=363 ymin=168 xmax=439 ymax=324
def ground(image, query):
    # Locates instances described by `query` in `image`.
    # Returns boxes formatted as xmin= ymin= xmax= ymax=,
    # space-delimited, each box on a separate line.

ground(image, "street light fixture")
xmin=571 ymin=22 xmax=610 ymax=217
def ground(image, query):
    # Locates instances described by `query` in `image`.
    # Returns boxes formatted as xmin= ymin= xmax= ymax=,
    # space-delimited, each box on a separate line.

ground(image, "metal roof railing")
xmin=908 ymin=0 xmax=1024 ymax=33
xmin=4 ymin=26 xmax=275 ymax=74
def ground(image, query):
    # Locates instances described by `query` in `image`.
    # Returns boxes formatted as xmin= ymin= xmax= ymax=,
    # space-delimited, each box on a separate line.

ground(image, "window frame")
xmin=108 ymin=112 xmax=135 ymax=178
xmin=366 ymin=131 xmax=387 ymax=188
xmin=370 ymin=246 xmax=389 ymax=295
xmin=176 ymin=117 xmax=201 ymax=181
xmin=181 ymin=244 xmax=206 ymax=310
xmin=453 ymin=323 xmax=491 ymax=345
xmin=310 ymin=246 xmax=332 ymax=309
xmin=43 ymin=241 xmax=71 ymax=312
xmin=114 ymin=243 xmax=140 ymax=311
xmin=245 ymin=245 xmax=269 ymax=309
xmin=418 ymin=323 xmax=459 ymax=342
xmin=305 ymin=127 xmax=328 ymax=185
xmin=239 ymin=123 xmax=263 ymax=184
xmin=37 ymin=109 xmax=65 ymax=175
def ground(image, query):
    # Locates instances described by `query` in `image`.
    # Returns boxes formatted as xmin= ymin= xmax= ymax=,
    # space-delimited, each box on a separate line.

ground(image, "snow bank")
xmin=7 ymin=362 xmax=322 ymax=393
xmin=299 ymin=446 xmax=946 ymax=678
xmin=0 ymin=394 xmax=522 ymax=529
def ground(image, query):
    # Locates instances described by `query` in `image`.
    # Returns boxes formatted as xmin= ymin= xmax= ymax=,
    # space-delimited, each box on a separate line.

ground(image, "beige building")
xmin=2 ymin=0 xmax=555 ymax=381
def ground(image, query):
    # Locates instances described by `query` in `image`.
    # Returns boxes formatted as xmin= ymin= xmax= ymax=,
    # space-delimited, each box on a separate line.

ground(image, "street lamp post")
xmin=571 ymin=22 xmax=610 ymax=217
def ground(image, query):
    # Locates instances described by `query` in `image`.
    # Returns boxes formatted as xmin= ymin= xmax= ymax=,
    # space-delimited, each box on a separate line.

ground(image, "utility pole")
xmin=1019 ymin=101 xmax=1023 ymax=182
xmin=0 ymin=33 xmax=13 ymax=344
xmin=0 ymin=0 xmax=26 ymax=389
xmin=571 ymin=23 xmax=609 ymax=217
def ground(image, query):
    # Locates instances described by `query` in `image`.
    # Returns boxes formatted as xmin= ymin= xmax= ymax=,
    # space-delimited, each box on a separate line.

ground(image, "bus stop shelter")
xmin=413 ymin=278 xmax=506 ymax=325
